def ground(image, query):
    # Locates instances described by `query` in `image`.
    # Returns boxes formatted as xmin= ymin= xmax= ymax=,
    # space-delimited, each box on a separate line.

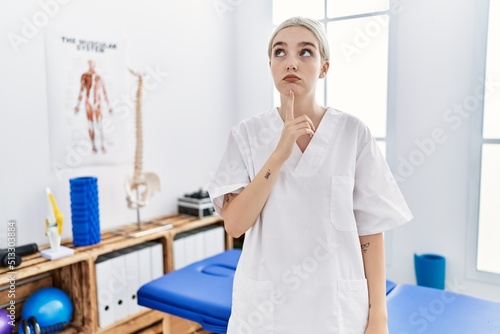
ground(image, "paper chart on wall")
xmin=44 ymin=28 xmax=133 ymax=173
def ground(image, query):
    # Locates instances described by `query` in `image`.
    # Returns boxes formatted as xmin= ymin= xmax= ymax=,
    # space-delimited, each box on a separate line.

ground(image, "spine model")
xmin=125 ymin=68 xmax=161 ymax=209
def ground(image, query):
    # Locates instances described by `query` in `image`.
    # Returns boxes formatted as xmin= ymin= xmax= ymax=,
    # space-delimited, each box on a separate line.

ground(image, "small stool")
xmin=137 ymin=249 xmax=241 ymax=333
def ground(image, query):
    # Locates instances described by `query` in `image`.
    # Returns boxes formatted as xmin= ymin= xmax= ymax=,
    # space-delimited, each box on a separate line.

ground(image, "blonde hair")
xmin=268 ymin=16 xmax=330 ymax=62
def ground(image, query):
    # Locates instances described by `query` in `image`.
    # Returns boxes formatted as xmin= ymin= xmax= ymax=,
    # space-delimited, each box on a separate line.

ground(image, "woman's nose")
xmin=286 ymin=58 xmax=298 ymax=71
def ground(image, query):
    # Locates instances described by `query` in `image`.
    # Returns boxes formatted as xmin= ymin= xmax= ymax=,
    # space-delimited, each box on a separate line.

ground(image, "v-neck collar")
xmin=272 ymin=107 xmax=342 ymax=176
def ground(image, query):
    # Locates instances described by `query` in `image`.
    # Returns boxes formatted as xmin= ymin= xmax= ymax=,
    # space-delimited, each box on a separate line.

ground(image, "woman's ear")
xmin=319 ymin=60 xmax=330 ymax=78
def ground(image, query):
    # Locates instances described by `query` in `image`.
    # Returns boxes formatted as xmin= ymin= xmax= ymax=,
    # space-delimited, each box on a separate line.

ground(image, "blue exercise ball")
xmin=21 ymin=287 xmax=73 ymax=331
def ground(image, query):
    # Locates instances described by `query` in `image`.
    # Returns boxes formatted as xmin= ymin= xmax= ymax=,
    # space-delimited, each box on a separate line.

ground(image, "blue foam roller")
xmin=70 ymin=176 xmax=100 ymax=246
xmin=70 ymin=176 xmax=97 ymax=185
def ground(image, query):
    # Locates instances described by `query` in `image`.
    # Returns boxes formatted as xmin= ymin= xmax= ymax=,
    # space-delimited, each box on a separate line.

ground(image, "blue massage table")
xmin=137 ymin=249 xmax=241 ymax=333
xmin=387 ymin=283 xmax=500 ymax=333
xmin=138 ymin=249 xmax=500 ymax=333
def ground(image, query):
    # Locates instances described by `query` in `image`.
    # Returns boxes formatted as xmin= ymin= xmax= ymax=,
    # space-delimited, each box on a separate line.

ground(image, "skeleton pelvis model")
xmin=125 ymin=68 xmax=161 ymax=209
xmin=125 ymin=172 xmax=161 ymax=209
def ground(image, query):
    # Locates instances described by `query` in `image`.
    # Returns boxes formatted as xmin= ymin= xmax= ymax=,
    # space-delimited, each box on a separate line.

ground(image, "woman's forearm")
xmin=222 ymin=152 xmax=285 ymax=238
xmin=359 ymin=233 xmax=388 ymax=323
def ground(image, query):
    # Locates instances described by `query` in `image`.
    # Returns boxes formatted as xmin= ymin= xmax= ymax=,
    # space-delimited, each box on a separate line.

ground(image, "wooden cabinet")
xmin=0 ymin=215 xmax=231 ymax=334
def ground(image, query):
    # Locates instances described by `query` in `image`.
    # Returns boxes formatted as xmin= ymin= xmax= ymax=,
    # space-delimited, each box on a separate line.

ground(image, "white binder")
xmin=204 ymin=225 xmax=225 ymax=258
xmin=182 ymin=231 xmax=197 ymax=267
xmin=96 ymin=254 xmax=114 ymax=328
xmin=118 ymin=247 xmax=141 ymax=316
xmin=132 ymin=243 xmax=152 ymax=311
xmin=107 ymin=252 xmax=128 ymax=322
xmin=173 ymin=234 xmax=187 ymax=270
xmin=149 ymin=242 xmax=164 ymax=279
xmin=193 ymin=231 xmax=205 ymax=263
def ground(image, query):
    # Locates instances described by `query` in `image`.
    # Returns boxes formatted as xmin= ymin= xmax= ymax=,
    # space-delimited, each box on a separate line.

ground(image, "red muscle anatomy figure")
xmin=74 ymin=59 xmax=112 ymax=153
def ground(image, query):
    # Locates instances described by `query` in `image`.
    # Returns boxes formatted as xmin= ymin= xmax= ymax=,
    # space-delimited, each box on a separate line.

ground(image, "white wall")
xmin=233 ymin=0 xmax=274 ymax=121
xmin=1 ymin=0 xmax=498 ymax=301
xmin=0 ymin=0 xmax=237 ymax=245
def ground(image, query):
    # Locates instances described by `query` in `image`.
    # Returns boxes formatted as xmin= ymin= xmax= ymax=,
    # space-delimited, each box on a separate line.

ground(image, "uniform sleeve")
xmin=207 ymin=129 xmax=250 ymax=216
xmin=353 ymin=123 xmax=413 ymax=236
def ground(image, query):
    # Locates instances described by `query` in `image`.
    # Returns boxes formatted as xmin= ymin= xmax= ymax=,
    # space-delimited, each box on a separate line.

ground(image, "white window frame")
xmin=466 ymin=0 xmax=500 ymax=284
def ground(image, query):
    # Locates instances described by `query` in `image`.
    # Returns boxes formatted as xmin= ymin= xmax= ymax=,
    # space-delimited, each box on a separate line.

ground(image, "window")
xmin=272 ymin=0 xmax=392 ymax=154
xmin=475 ymin=0 xmax=500 ymax=276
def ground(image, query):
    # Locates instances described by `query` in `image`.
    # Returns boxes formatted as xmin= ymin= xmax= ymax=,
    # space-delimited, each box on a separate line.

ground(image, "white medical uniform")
xmin=208 ymin=108 xmax=413 ymax=334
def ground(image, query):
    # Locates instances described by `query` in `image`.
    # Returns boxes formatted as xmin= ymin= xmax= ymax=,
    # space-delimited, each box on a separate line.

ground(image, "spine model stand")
xmin=125 ymin=68 xmax=161 ymax=229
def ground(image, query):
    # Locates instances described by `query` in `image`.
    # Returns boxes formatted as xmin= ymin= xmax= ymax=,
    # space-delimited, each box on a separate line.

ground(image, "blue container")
xmin=414 ymin=253 xmax=446 ymax=290
xmin=69 ymin=177 xmax=101 ymax=246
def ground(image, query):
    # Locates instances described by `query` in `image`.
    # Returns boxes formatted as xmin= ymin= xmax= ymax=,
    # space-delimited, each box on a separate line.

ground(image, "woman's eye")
xmin=274 ymin=49 xmax=285 ymax=57
xmin=300 ymin=49 xmax=312 ymax=57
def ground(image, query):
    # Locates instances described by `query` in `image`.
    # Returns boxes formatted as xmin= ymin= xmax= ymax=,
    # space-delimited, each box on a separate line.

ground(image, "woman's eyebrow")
xmin=272 ymin=41 xmax=318 ymax=49
xmin=272 ymin=41 xmax=286 ymax=49
xmin=298 ymin=41 xmax=317 ymax=49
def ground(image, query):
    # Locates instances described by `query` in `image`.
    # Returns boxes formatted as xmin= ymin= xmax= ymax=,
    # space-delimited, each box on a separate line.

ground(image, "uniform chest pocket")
xmin=330 ymin=176 xmax=357 ymax=231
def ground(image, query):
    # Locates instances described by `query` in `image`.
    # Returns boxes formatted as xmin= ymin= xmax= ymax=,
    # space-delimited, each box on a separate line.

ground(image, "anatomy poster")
xmin=44 ymin=29 xmax=132 ymax=173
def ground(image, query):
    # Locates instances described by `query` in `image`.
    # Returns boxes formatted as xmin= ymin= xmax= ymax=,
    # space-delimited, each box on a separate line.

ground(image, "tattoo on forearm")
xmin=264 ymin=169 xmax=271 ymax=179
xmin=361 ymin=243 xmax=370 ymax=254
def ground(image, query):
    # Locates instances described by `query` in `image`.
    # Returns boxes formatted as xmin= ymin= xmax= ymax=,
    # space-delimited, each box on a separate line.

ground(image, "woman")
xmin=208 ymin=16 xmax=412 ymax=334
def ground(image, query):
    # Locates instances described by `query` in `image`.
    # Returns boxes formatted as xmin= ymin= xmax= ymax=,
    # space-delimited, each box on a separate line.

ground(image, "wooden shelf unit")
xmin=0 ymin=214 xmax=231 ymax=334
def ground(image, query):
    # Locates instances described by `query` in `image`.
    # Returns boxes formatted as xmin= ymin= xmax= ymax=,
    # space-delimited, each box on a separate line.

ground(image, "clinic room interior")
xmin=1 ymin=0 xmax=499 ymax=333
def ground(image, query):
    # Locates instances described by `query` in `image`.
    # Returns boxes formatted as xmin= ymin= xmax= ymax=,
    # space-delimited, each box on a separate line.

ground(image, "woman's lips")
xmin=283 ymin=75 xmax=300 ymax=82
